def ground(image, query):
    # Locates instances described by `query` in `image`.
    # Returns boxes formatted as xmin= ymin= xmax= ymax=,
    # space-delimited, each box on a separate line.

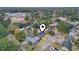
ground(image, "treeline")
xmin=0 ymin=7 xmax=79 ymax=13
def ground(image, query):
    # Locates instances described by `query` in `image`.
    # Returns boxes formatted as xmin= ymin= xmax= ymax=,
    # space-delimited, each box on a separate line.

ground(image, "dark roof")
xmin=65 ymin=33 xmax=74 ymax=42
xmin=61 ymin=39 xmax=72 ymax=51
xmin=39 ymin=31 xmax=45 ymax=37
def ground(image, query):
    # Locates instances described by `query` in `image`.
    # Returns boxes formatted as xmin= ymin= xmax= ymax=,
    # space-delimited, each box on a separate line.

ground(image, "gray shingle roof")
xmin=26 ymin=36 xmax=40 ymax=44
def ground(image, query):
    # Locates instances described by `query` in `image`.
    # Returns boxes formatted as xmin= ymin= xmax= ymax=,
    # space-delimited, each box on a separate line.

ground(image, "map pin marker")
xmin=40 ymin=24 xmax=46 ymax=32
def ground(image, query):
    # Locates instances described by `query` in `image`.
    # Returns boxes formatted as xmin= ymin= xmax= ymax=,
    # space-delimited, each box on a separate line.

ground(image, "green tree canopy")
xmin=0 ymin=37 xmax=19 ymax=51
xmin=33 ymin=28 xmax=38 ymax=36
xmin=15 ymin=31 xmax=26 ymax=42
xmin=0 ymin=22 xmax=8 ymax=38
xmin=75 ymin=38 xmax=79 ymax=48
xmin=57 ymin=22 xmax=71 ymax=34
xmin=47 ymin=31 xmax=55 ymax=36
xmin=25 ymin=16 xmax=29 ymax=21
xmin=2 ymin=18 xmax=11 ymax=28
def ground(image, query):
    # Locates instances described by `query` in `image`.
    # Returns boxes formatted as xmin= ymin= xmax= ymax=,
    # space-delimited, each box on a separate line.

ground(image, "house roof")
xmin=62 ymin=40 xmax=72 ymax=50
xmin=26 ymin=36 xmax=40 ymax=44
xmin=39 ymin=31 xmax=45 ymax=37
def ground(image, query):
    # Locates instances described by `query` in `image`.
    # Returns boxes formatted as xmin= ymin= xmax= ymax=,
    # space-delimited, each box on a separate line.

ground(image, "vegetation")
xmin=75 ymin=38 xmax=79 ymax=48
xmin=15 ymin=31 xmax=26 ymax=42
xmin=32 ymin=12 xmax=39 ymax=19
xmin=33 ymin=28 xmax=38 ymax=36
xmin=69 ymin=11 xmax=79 ymax=22
xmin=2 ymin=18 xmax=11 ymax=27
xmin=0 ymin=8 xmax=79 ymax=51
xmin=0 ymin=22 xmax=8 ymax=38
xmin=47 ymin=31 xmax=55 ymax=36
xmin=57 ymin=22 xmax=71 ymax=34
xmin=0 ymin=37 xmax=19 ymax=51
xmin=33 ymin=23 xmax=39 ymax=28
xmin=25 ymin=16 xmax=29 ymax=21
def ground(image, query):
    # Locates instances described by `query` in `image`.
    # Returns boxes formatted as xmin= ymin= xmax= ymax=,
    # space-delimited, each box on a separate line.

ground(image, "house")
xmin=39 ymin=31 xmax=45 ymax=37
xmin=61 ymin=31 xmax=74 ymax=51
xmin=4 ymin=13 xmax=26 ymax=23
xmin=67 ymin=30 xmax=74 ymax=42
xmin=61 ymin=40 xmax=72 ymax=51
xmin=25 ymin=36 xmax=40 ymax=44
xmin=5 ymin=13 xmax=26 ymax=17
xmin=10 ymin=16 xmax=25 ymax=23
xmin=58 ymin=17 xmax=67 ymax=21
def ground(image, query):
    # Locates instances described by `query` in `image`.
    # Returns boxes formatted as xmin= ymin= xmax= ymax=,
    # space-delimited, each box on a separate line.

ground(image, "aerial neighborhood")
xmin=0 ymin=7 xmax=79 ymax=51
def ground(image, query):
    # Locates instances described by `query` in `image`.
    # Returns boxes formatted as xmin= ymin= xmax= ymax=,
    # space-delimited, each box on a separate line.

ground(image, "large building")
xmin=4 ymin=13 xmax=30 ymax=23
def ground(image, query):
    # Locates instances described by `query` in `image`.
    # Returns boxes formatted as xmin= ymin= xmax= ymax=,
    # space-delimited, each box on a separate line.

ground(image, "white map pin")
xmin=40 ymin=24 xmax=46 ymax=32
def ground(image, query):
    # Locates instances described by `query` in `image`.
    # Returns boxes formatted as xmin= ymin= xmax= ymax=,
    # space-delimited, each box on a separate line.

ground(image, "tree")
xmin=0 ymin=12 xmax=4 ymax=22
xmin=2 ymin=18 xmax=11 ymax=28
xmin=0 ymin=22 xmax=8 ymax=38
xmin=33 ymin=23 xmax=39 ymax=28
xmin=0 ymin=12 xmax=11 ymax=28
xmin=47 ymin=31 xmax=55 ymax=36
xmin=70 ymin=12 xmax=79 ymax=22
xmin=15 ymin=31 xmax=26 ymax=42
xmin=39 ymin=19 xmax=51 ymax=27
xmin=57 ymin=22 xmax=71 ymax=34
xmin=33 ymin=28 xmax=38 ymax=36
xmin=25 ymin=16 xmax=29 ymax=21
xmin=32 ymin=12 xmax=39 ymax=19
xmin=75 ymin=38 xmax=79 ymax=48
xmin=0 ymin=37 xmax=19 ymax=51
